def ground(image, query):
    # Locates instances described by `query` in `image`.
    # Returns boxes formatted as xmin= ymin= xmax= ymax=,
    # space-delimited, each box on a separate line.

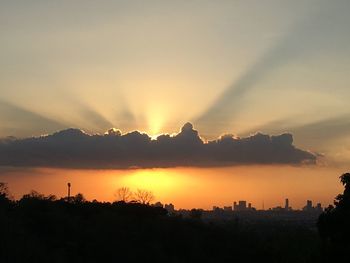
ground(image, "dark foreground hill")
xmin=0 ymin=194 xmax=322 ymax=263
xmin=3 ymin=171 xmax=350 ymax=263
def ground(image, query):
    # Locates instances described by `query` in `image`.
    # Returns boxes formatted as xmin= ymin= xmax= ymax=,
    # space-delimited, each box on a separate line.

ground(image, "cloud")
xmin=0 ymin=123 xmax=316 ymax=169
xmin=243 ymin=114 xmax=350 ymax=149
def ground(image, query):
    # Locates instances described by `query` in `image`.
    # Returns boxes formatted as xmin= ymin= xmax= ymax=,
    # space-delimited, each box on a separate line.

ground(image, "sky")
xmin=0 ymin=1 xmax=349 ymax=207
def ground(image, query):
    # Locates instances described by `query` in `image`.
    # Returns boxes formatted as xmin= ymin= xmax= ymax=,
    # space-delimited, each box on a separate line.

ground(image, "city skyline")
xmin=1 ymin=175 xmax=330 ymax=211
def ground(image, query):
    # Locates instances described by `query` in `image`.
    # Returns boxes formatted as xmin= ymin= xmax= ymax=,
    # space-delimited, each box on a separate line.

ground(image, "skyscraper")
xmin=285 ymin=198 xmax=289 ymax=211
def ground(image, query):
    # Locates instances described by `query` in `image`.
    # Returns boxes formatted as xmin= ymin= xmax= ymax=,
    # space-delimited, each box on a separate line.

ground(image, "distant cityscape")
xmin=156 ymin=198 xmax=323 ymax=213
xmin=154 ymin=198 xmax=324 ymax=222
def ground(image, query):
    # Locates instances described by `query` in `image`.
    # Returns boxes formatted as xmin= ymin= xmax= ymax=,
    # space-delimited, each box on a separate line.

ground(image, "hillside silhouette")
xmin=1 ymin=173 xmax=349 ymax=263
xmin=0 ymin=187 xmax=319 ymax=262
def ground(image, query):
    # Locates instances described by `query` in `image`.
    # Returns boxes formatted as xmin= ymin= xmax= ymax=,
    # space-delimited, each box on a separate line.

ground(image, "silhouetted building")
xmin=212 ymin=206 xmax=224 ymax=216
xmin=307 ymin=200 xmax=312 ymax=208
xmin=224 ymin=206 xmax=232 ymax=212
xmin=271 ymin=206 xmax=284 ymax=212
xmin=67 ymin=182 xmax=71 ymax=201
xmin=302 ymin=200 xmax=323 ymax=213
xmin=233 ymin=200 xmax=255 ymax=211
xmin=303 ymin=200 xmax=313 ymax=212
xmin=285 ymin=198 xmax=289 ymax=211
xmin=234 ymin=201 xmax=247 ymax=211
xmin=315 ymin=203 xmax=323 ymax=212
xmin=239 ymin=201 xmax=246 ymax=208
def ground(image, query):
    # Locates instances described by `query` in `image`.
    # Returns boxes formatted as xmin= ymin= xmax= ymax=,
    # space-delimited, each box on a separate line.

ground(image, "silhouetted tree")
xmin=318 ymin=172 xmax=350 ymax=261
xmin=0 ymin=182 xmax=9 ymax=199
xmin=189 ymin=208 xmax=203 ymax=220
xmin=134 ymin=189 xmax=154 ymax=204
xmin=115 ymin=187 xmax=133 ymax=202
xmin=21 ymin=190 xmax=56 ymax=201
xmin=0 ymin=182 xmax=11 ymax=209
xmin=72 ymin=193 xmax=86 ymax=204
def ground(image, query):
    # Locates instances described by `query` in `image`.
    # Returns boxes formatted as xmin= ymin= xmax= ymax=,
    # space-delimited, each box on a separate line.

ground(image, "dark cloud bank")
xmin=0 ymin=123 xmax=316 ymax=169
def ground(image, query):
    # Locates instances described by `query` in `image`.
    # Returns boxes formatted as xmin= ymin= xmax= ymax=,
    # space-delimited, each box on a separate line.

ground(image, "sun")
xmin=122 ymin=170 xmax=177 ymax=191
xmin=147 ymin=107 xmax=165 ymax=137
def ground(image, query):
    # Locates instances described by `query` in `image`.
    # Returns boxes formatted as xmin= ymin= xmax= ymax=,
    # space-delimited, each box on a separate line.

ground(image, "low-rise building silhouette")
xmin=233 ymin=200 xmax=255 ymax=211
xmin=302 ymin=200 xmax=323 ymax=212
xmin=224 ymin=206 xmax=233 ymax=212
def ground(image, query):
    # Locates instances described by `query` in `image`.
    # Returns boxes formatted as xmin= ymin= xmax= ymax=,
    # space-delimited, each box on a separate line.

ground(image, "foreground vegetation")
xmin=0 ymin=173 xmax=349 ymax=263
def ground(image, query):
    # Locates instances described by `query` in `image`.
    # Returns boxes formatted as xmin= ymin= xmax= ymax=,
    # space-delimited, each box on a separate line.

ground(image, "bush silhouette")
xmin=317 ymin=172 xmax=350 ymax=261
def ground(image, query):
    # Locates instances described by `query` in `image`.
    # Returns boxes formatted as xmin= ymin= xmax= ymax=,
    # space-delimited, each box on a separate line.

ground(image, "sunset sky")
xmin=0 ymin=1 xmax=349 ymax=209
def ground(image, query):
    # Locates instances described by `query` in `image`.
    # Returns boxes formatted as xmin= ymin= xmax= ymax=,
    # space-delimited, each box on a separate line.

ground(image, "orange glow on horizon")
xmin=0 ymin=165 xmax=344 ymax=210
xmin=120 ymin=169 xmax=192 ymax=198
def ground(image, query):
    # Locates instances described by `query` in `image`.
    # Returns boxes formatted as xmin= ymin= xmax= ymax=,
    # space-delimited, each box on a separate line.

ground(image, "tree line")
xmin=0 ymin=173 xmax=349 ymax=262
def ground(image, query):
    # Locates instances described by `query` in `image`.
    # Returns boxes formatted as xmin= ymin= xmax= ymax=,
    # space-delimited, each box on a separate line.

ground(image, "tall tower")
xmin=307 ymin=200 xmax=312 ymax=209
xmin=67 ymin=182 xmax=71 ymax=201
xmin=285 ymin=198 xmax=289 ymax=211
